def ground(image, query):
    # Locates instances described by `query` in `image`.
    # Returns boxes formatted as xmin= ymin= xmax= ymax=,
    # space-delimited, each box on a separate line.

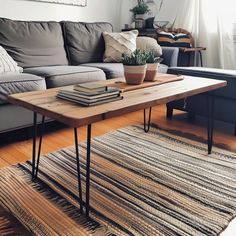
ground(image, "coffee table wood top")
xmin=8 ymin=76 xmax=226 ymax=127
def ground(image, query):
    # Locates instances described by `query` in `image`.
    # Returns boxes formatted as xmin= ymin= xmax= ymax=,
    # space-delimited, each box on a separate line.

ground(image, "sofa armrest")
xmin=168 ymin=67 xmax=236 ymax=100
xmin=161 ymin=47 xmax=179 ymax=67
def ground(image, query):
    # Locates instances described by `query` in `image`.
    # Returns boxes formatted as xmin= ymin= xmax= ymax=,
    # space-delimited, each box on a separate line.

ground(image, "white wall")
xmin=119 ymin=0 xmax=135 ymax=29
xmin=0 ymin=0 xmax=177 ymax=31
xmin=0 ymin=0 xmax=121 ymax=30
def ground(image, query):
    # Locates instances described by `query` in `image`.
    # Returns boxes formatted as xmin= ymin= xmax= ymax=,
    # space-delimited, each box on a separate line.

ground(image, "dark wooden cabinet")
xmin=122 ymin=28 xmax=158 ymax=39
xmin=122 ymin=28 xmax=206 ymax=66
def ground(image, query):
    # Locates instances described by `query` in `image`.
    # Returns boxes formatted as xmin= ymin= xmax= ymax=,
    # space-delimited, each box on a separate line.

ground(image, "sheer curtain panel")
xmin=174 ymin=0 xmax=236 ymax=69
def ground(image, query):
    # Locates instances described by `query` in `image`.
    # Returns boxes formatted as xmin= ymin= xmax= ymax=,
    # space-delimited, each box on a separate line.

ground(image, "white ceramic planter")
xmin=145 ymin=63 xmax=159 ymax=81
xmin=123 ymin=64 xmax=147 ymax=85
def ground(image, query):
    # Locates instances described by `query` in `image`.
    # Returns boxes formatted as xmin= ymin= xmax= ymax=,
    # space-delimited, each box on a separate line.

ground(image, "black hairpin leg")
xmin=207 ymin=91 xmax=215 ymax=154
xmin=35 ymin=116 xmax=45 ymax=178
xmin=32 ymin=113 xmax=45 ymax=180
xmin=144 ymin=107 xmax=152 ymax=133
xmin=32 ymin=112 xmax=38 ymax=180
xmin=74 ymin=128 xmax=84 ymax=214
xmin=199 ymin=51 xmax=203 ymax=67
xmin=85 ymin=124 xmax=92 ymax=217
xmin=188 ymin=51 xmax=192 ymax=66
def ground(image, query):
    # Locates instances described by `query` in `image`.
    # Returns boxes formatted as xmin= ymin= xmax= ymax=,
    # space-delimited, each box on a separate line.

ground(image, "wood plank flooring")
xmin=0 ymin=104 xmax=236 ymax=236
xmin=0 ymin=104 xmax=235 ymax=168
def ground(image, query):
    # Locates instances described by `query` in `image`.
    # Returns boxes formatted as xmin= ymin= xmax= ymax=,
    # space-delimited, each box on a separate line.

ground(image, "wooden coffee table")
xmin=8 ymin=75 xmax=227 ymax=217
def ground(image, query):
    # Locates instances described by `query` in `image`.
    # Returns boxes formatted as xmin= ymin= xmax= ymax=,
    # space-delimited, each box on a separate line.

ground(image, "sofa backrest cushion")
xmin=0 ymin=18 xmax=69 ymax=68
xmin=62 ymin=22 xmax=113 ymax=64
xmin=168 ymin=67 xmax=236 ymax=100
xmin=136 ymin=36 xmax=162 ymax=57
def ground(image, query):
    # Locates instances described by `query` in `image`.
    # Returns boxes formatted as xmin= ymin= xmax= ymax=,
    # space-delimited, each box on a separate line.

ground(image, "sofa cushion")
xmin=81 ymin=63 xmax=124 ymax=79
xmin=167 ymin=94 xmax=236 ymax=124
xmin=0 ymin=104 xmax=50 ymax=133
xmin=103 ymin=30 xmax=138 ymax=62
xmin=24 ymin=66 xmax=106 ymax=88
xmin=0 ymin=18 xmax=68 ymax=68
xmin=168 ymin=67 xmax=236 ymax=100
xmin=161 ymin=47 xmax=179 ymax=67
xmin=0 ymin=73 xmax=46 ymax=104
xmin=0 ymin=46 xmax=23 ymax=74
xmin=136 ymin=37 xmax=162 ymax=57
xmin=62 ymin=22 xmax=113 ymax=64
xmin=81 ymin=63 xmax=168 ymax=79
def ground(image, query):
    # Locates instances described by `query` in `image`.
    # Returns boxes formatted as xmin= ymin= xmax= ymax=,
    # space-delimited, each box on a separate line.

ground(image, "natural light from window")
xmin=200 ymin=0 xmax=236 ymax=35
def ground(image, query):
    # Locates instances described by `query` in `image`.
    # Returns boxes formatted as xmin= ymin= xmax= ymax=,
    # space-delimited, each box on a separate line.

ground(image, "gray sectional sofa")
xmin=0 ymin=18 xmax=179 ymax=135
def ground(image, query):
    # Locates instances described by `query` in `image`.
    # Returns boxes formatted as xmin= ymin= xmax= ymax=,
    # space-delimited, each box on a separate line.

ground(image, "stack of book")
xmin=57 ymin=82 xmax=122 ymax=106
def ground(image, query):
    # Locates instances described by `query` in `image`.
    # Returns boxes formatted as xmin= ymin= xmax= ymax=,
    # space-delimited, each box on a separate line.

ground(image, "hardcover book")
xmin=74 ymin=82 xmax=108 ymax=92
xmin=57 ymin=94 xmax=123 ymax=106
xmin=59 ymin=87 xmax=120 ymax=99
xmin=57 ymin=93 xmax=120 ymax=103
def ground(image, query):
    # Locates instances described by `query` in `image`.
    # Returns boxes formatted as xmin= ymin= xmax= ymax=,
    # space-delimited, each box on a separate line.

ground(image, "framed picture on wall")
xmin=30 ymin=0 xmax=87 ymax=6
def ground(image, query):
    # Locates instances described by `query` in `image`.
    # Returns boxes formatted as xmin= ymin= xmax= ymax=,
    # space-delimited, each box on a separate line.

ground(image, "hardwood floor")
xmin=0 ymin=104 xmax=236 ymax=236
xmin=0 ymin=104 xmax=235 ymax=168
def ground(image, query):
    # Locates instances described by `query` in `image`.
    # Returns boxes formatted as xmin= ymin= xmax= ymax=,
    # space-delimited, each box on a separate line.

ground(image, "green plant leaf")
xmin=121 ymin=49 xmax=147 ymax=66
xmin=130 ymin=0 xmax=150 ymax=14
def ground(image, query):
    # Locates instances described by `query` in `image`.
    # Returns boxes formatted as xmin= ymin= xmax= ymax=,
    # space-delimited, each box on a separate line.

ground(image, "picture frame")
xmin=29 ymin=0 xmax=87 ymax=7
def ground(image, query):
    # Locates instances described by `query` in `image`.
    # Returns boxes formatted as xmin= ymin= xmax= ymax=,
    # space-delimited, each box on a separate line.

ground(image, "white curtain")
xmin=174 ymin=0 xmax=236 ymax=69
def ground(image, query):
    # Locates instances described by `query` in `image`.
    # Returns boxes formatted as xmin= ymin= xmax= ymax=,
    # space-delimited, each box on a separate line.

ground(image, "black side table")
xmin=179 ymin=47 xmax=206 ymax=67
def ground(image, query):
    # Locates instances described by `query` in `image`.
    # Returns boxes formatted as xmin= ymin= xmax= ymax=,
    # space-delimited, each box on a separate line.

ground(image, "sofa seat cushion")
xmin=0 ymin=73 xmax=46 ymax=104
xmin=0 ymin=18 xmax=68 ymax=68
xmin=24 ymin=66 xmax=106 ymax=88
xmin=168 ymin=67 xmax=236 ymax=100
xmin=81 ymin=63 xmax=168 ymax=79
xmin=81 ymin=63 xmax=124 ymax=79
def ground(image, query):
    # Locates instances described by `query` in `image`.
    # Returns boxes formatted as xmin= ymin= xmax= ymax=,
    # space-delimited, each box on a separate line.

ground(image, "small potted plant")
xmin=145 ymin=51 xmax=163 ymax=81
xmin=130 ymin=0 xmax=150 ymax=20
xmin=122 ymin=49 xmax=147 ymax=85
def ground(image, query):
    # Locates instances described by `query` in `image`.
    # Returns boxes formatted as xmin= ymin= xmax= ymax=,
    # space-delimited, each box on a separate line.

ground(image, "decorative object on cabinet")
xmin=130 ymin=0 xmax=150 ymax=29
xmin=156 ymin=28 xmax=206 ymax=66
xmin=130 ymin=0 xmax=150 ymax=17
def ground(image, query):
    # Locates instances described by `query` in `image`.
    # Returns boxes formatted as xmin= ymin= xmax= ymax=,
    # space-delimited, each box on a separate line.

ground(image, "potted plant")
xmin=145 ymin=51 xmax=163 ymax=81
xmin=122 ymin=49 xmax=147 ymax=85
xmin=130 ymin=0 xmax=150 ymax=20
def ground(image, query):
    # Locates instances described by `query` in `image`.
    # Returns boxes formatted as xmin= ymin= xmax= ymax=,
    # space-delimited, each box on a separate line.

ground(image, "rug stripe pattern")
xmin=0 ymin=125 xmax=236 ymax=235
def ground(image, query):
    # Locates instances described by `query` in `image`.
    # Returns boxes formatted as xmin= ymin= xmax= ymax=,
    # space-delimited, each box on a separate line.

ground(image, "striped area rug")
xmin=1 ymin=125 xmax=236 ymax=235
